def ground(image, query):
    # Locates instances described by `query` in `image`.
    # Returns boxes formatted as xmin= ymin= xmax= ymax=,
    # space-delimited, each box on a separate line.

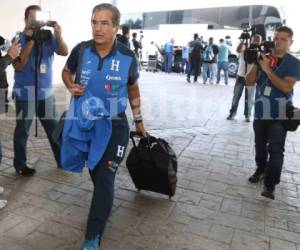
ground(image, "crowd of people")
xmin=158 ymin=34 xmax=231 ymax=85
xmin=1 ymin=3 xmax=300 ymax=250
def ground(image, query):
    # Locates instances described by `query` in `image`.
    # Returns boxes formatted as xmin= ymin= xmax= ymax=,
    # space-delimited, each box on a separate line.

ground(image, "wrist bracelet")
xmin=133 ymin=114 xmax=142 ymax=120
xmin=134 ymin=119 xmax=143 ymax=124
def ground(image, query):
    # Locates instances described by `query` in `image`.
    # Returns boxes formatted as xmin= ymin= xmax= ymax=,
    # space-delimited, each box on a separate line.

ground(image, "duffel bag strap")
xmin=129 ymin=131 xmax=149 ymax=148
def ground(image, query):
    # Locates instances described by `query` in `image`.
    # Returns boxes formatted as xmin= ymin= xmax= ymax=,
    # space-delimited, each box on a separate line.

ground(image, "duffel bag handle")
xmin=129 ymin=131 xmax=151 ymax=149
xmin=130 ymin=131 xmax=145 ymax=138
xmin=130 ymin=131 xmax=146 ymax=148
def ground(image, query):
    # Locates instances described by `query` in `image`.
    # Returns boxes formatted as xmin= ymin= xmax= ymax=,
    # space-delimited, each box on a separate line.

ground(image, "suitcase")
xmin=126 ymin=132 xmax=177 ymax=198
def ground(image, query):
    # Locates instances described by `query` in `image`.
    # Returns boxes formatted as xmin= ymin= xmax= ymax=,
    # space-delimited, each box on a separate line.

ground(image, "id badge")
xmin=264 ymin=86 xmax=272 ymax=96
xmin=40 ymin=63 xmax=46 ymax=74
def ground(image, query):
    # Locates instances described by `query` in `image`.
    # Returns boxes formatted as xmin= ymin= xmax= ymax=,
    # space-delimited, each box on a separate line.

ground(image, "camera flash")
xmin=36 ymin=11 xmax=51 ymax=22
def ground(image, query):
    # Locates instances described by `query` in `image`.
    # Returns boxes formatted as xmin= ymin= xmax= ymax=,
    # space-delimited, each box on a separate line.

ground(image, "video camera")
xmin=0 ymin=36 xmax=11 ymax=52
xmin=30 ymin=20 xmax=56 ymax=30
xmin=239 ymin=23 xmax=275 ymax=64
xmin=29 ymin=11 xmax=56 ymax=43
xmin=239 ymin=23 xmax=253 ymax=41
xmin=244 ymin=41 xmax=275 ymax=64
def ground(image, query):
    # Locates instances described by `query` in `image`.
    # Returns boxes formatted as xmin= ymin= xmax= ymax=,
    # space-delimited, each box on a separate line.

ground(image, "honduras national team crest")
xmin=108 ymin=160 xmax=120 ymax=172
xmin=104 ymin=83 xmax=112 ymax=91
xmin=104 ymin=83 xmax=121 ymax=93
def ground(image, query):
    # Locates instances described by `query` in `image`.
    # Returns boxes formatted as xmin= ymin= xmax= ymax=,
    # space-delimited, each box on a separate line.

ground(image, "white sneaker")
xmin=0 ymin=199 xmax=7 ymax=209
xmin=0 ymin=186 xmax=4 ymax=194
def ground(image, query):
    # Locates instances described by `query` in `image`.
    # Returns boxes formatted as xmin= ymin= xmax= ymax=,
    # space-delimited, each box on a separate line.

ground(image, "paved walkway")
xmin=0 ymin=72 xmax=300 ymax=250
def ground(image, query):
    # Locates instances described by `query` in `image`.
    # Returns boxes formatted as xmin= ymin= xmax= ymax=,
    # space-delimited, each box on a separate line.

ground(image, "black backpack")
xmin=126 ymin=132 xmax=177 ymax=198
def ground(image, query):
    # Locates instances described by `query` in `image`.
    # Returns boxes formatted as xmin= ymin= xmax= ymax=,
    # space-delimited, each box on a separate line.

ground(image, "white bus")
xmin=120 ymin=3 xmax=285 ymax=75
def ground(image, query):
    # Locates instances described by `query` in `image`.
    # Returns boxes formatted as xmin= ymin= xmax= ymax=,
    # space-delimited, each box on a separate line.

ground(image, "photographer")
xmin=1 ymin=37 xmax=21 ymax=113
xmin=12 ymin=5 xmax=68 ymax=176
xmin=0 ymin=38 xmax=20 ymax=209
xmin=245 ymin=26 xmax=300 ymax=199
xmin=132 ymin=32 xmax=143 ymax=58
xmin=117 ymin=24 xmax=130 ymax=48
xmin=132 ymin=32 xmax=143 ymax=70
xmin=227 ymin=34 xmax=262 ymax=121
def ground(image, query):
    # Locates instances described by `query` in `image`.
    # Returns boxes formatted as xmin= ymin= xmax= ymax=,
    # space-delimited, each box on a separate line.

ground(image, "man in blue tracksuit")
xmin=62 ymin=4 xmax=147 ymax=250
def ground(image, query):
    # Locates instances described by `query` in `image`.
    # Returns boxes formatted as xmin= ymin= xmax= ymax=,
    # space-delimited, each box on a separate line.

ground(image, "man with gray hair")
xmin=62 ymin=3 xmax=147 ymax=249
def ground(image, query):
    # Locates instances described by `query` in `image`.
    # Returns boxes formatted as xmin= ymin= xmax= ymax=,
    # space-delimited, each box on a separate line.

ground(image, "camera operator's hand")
xmin=258 ymin=53 xmax=272 ymax=74
xmin=53 ymin=23 xmax=62 ymax=40
xmin=7 ymin=38 xmax=21 ymax=60
xmin=53 ymin=23 xmax=68 ymax=56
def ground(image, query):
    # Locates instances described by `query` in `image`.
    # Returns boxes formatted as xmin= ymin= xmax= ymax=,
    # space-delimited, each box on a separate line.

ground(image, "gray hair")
xmin=92 ymin=3 xmax=120 ymax=27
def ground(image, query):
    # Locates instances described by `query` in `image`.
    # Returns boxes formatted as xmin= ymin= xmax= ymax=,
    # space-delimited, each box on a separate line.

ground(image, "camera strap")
xmin=261 ymin=54 xmax=287 ymax=88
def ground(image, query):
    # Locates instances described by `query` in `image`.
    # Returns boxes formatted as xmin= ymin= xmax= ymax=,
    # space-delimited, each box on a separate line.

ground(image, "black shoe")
xmin=226 ymin=114 xmax=235 ymax=120
xmin=261 ymin=185 xmax=275 ymax=200
xmin=186 ymin=78 xmax=191 ymax=83
xmin=248 ymin=169 xmax=264 ymax=183
xmin=16 ymin=166 xmax=36 ymax=177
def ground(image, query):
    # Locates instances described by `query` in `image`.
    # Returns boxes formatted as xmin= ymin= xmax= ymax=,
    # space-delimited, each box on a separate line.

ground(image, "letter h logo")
xmin=116 ymin=145 xmax=125 ymax=158
xmin=111 ymin=60 xmax=120 ymax=72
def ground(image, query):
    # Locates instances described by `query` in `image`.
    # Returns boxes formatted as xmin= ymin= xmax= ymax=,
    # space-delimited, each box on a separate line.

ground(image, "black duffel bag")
xmin=126 ymin=132 xmax=177 ymax=198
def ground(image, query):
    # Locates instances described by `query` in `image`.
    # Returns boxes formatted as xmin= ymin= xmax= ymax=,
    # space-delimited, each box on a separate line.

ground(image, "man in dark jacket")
xmin=187 ymin=33 xmax=203 ymax=83
xmin=1 ymin=37 xmax=20 ymax=113
xmin=0 ymin=37 xmax=20 ymax=210
xmin=117 ymin=24 xmax=130 ymax=48
xmin=132 ymin=32 xmax=142 ymax=58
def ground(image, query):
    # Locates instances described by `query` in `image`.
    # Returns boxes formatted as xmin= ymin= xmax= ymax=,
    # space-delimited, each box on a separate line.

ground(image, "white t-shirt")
xmin=147 ymin=44 xmax=158 ymax=56
xmin=237 ymin=52 xmax=246 ymax=77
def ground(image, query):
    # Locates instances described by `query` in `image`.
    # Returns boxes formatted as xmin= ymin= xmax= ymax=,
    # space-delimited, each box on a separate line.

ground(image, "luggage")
xmin=146 ymin=55 xmax=158 ymax=72
xmin=126 ymin=132 xmax=177 ymax=198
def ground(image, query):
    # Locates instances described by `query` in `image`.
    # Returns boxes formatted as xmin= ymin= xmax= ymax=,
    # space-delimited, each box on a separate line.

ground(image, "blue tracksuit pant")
xmin=85 ymin=112 xmax=129 ymax=240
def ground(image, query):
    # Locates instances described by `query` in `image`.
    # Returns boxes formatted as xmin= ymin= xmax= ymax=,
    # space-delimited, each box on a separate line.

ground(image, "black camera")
xmin=33 ymin=30 xmax=52 ymax=43
xmin=244 ymin=41 xmax=275 ymax=64
xmin=239 ymin=23 xmax=253 ymax=40
xmin=0 ymin=36 xmax=11 ymax=51
xmin=29 ymin=20 xmax=56 ymax=43
xmin=30 ymin=20 xmax=56 ymax=30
